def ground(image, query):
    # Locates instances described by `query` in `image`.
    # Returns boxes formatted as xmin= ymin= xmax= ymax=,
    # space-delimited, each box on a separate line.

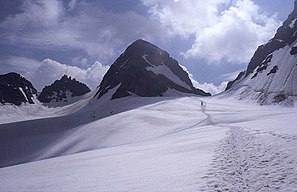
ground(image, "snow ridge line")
xmin=200 ymin=126 xmax=297 ymax=192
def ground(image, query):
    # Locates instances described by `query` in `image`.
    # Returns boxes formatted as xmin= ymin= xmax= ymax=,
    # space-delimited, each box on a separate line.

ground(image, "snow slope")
xmin=146 ymin=64 xmax=192 ymax=90
xmin=227 ymin=43 xmax=297 ymax=106
xmin=0 ymin=92 xmax=94 ymax=124
xmin=1 ymin=96 xmax=297 ymax=191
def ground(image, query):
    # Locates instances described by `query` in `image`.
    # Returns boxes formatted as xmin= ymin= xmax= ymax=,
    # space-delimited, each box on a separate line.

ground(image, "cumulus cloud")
xmin=0 ymin=56 xmax=109 ymax=91
xmin=30 ymin=59 xmax=109 ymax=91
xmin=192 ymin=80 xmax=228 ymax=95
xmin=142 ymin=0 xmax=227 ymax=37
xmin=0 ymin=0 xmax=63 ymax=33
xmin=0 ymin=0 xmax=163 ymax=62
xmin=143 ymin=0 xmax=281 ymax=64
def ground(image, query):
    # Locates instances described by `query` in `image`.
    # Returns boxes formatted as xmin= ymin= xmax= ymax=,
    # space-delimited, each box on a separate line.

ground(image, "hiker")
xmin=201 ymin=101 xmax=203 ymax=106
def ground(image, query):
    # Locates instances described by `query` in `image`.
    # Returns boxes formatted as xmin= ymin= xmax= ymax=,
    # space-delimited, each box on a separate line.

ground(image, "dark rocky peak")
xmin=38 ymin=75 xmax=91 ymax=104
xmin=60 ymin=74 xmax=71 ymax=82
xmin=95 ymin=39 xmax=210 ymax=100
xmin=0 ymin=72 xmax=37 ymax=106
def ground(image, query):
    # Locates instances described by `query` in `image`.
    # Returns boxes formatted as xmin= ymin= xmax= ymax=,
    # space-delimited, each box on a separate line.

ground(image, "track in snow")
xmin=195 ymin=99 xmax=297 ymax=191
xmin=200 ymin=125 xmax=297 ymax=191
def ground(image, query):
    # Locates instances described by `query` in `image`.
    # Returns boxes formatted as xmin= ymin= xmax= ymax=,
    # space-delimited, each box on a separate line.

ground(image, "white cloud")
xmin=193 ymin=80 xmax=228 ymax=95
xmin=1 ymin=0 xmax=63 ymax=31
xmin=14 ymin=58 xmax=109 ymax=91
xmin=0 ymin=1 xmax=163 ymax=62
xmin=142 ymin=0 xmax=228 ymax=37
xmin=143 ymin=0 xmax=281 ymax=64
xmin=29 ymin=59 xmax=109 ymax=91
xmin=1 ymin=56 xmax=109 ymax=91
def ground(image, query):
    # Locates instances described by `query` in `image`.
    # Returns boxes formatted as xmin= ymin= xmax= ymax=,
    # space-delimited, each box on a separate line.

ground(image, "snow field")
xmin=199 ymin=97 xmax=297 ymax=191
xmin=230 ymin=43 xmax=297 ymax=106
xmin=0 ymin=97 xmax=227 ymax=191
xmin=1 ymin=96 xmax=297 ymax=191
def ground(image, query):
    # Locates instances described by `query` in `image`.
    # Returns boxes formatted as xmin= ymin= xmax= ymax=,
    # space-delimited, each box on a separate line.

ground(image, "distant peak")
xmin=0 ymin=72 xmax=37 ymax=105
xmin=129 ymin=39 xmax=157 ymax=48
xmin=134 ymin=39 xmax=147 ymax=43
xmin=38 ymin=75 xmax=91 ymax=105
xmin=61 ymin=74 xmax=71 ymax=81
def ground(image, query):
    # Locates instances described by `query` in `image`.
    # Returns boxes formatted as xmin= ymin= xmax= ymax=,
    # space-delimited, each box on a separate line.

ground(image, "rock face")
xmin=38 ymin=75 xmax=91 ymax=104
xmin=95 ymin=39 xmax=210 ymax=100
xmin=226 ymin=1 xmax=297 ymax=106
xmin=0 ymin=72 xmax=37 ymax=106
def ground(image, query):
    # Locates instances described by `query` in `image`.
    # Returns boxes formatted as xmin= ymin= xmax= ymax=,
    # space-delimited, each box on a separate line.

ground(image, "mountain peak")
xmin=61 ymin=74 xmax=71 ymax=81
xmin=0 ymin=72 xmax=37 ymax=106
xmin=122 ymin=39 xmax=169 ymax=67
xmin=38 ymin=75 xmax=91 ymax=106
xmin=95 ymin=39 xmax=210 ymax=100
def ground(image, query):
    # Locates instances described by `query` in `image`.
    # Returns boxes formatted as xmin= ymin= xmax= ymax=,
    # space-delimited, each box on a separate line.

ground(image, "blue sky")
xmin=0 ymin=0 xmax=294 ymax=93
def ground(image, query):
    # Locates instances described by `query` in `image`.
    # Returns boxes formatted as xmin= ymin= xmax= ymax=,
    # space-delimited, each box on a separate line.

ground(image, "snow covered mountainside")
xmin=226 ymin=1 xmax=297 ymax=106
xmin=38 ymin=75 xmax=91 ymax=107
xmin=0 ymin=72 xmax=37 ymax=106
xmin=1 ymin=96 xmax=297 ymax=191
xmin=95 ymin=39 xmax=210 ymax=100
